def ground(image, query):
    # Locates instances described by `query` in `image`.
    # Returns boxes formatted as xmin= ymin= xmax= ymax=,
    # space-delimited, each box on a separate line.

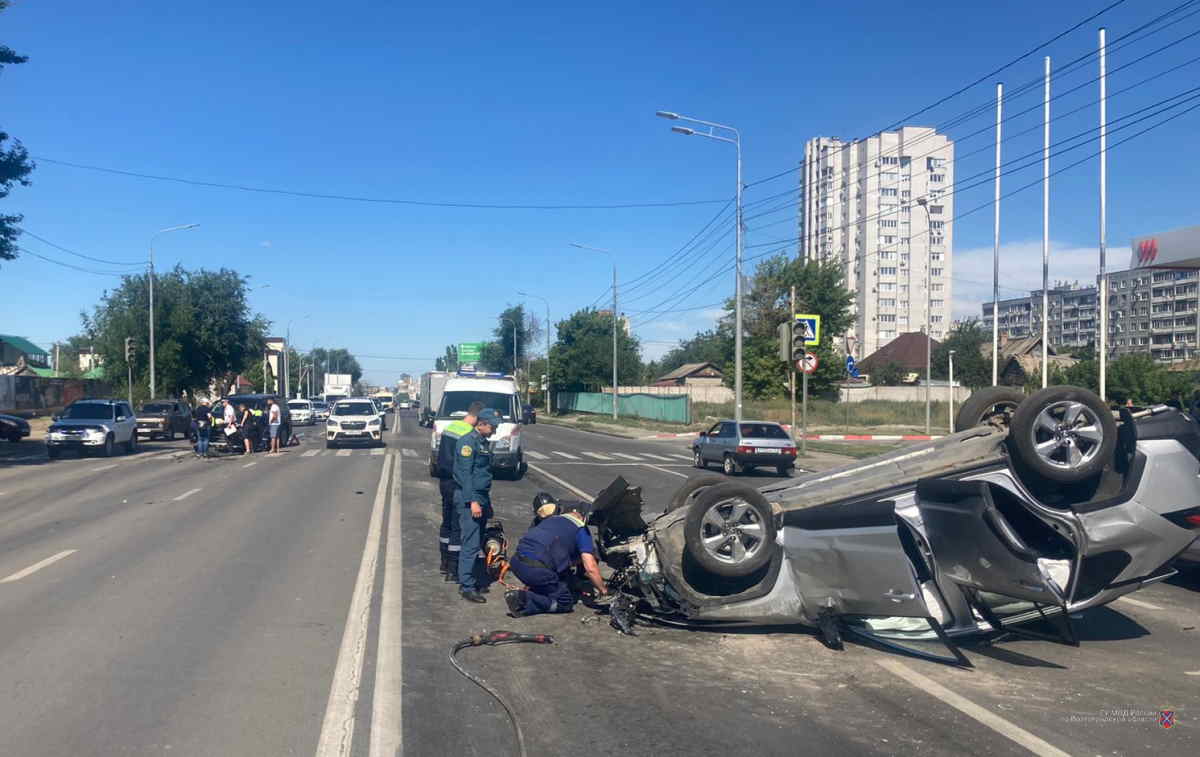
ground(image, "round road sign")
xmin=798 ymin=353 xmax=819 ymax=374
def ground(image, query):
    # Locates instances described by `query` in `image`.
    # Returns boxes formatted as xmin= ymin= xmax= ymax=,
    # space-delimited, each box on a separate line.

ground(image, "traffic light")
xmin=124 ymin=337 xmax=134 ymax=361
xmin=777 ymin=321 xmax=791 ymax=361
xmin=791 ymin=321 xmax=806 ymax=361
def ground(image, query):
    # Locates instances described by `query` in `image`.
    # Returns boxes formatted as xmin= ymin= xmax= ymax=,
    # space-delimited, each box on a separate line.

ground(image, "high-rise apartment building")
xmin=799 ymin=126 xmax=954 ymax=358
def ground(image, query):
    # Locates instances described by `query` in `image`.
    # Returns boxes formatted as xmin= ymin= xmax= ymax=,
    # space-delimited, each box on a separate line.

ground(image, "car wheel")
xmin=47 ymin=446 xmax=60 ymax=459
xmin=1009 ymin=385 xmax=1116 ymax=483
xmin=955 ymin=387 xmax=1025 ymax=430
xmin=429 ymin=462 xmax=438 ymax=478
xmin=666 ymin=474 xmax=727 ymax=513
xmin=776 ymin=465 xmax=793 ymax=476
xmin=693 ymin=448 xmax=707 ymax=469
xmin=722 ymin=455 xmax=738 ymax=476
xmin=9 ymin=432 xmax=22 ymax=443
xmin=684 ymin=482 xmax=777 ymax=578
xmin=103 ymin=435 xmax=114 ymax=458
xmin=126 ymin=434 xmax=136 ymax=454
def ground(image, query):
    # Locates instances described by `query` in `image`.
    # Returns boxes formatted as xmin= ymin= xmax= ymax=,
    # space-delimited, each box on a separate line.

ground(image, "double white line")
xmin=314 ymin=451 xmax=403 ymax=757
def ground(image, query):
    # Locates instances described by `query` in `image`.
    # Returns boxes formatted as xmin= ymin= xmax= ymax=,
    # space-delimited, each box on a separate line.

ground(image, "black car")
xmin=137 ymin=400 xmax=192 ymax=440
xmin=521 ymin=403 xmax=537 ymax=424
xmin=0 ymin=413 xmax=31 ymax=443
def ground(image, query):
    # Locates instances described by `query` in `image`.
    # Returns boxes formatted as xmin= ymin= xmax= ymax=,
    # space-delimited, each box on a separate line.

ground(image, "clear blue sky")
xmin=3 ymin=0 xmax=1198 ymax=385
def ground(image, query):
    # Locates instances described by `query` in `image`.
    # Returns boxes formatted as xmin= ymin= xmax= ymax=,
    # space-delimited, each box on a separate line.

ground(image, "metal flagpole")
xmin=1098 ymin=28 xmax=1109 ymax=401
xmin=993 ymin=82 xmax=1003 ymax=386
xmin=612 ymin=263 xmax=618 ymax=420
xmin=1041 ymin=56 xmax=1051 ymax=388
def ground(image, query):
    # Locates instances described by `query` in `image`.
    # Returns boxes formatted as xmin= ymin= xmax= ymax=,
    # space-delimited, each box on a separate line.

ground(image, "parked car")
xmin=693 ymin=420 xmax=798 ymax=476
xmin=288 ymin=399 xmax=315 ymax=426
xmin=592 ymin=386 xmax=1200 ymax=664
xmin=136 ymin=400 xmax=192 ymax=440
xmin=310 ymin=401 xmax=330 ymax=422
xmin=521 ymin=403 xmax=537 ymax=424
xmin=0 ymin=413 xmax=31 ymax=443
xmin=326 ymin=399 xmax=385 ymax=448
xmin=46 ymin=399 xmax=138 ymax=458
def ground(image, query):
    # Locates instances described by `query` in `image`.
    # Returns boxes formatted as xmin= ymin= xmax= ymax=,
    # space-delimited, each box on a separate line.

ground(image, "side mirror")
xmin=117 ymin=415 xmax=127 ymax=422
xmin=698 ymin=431 xmax=708 ymax=438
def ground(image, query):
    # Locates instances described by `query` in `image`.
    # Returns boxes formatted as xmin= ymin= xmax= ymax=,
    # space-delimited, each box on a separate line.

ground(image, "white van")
xmin=430 ymin=371 xmax=524 ymax=478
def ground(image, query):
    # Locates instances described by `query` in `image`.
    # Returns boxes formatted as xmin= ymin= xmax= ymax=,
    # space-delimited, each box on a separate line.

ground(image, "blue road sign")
xmin=846 ymin=355 xmax=859 ymax=378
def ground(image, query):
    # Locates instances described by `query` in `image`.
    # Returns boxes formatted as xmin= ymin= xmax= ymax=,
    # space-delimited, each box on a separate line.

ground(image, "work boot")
xmin=460 ymin=588 xmax=486 ymax=604
xmin=505 ymin=590 xmax=528 ymax=617
xmin=438 ymin=552 xmax=451 ymax=578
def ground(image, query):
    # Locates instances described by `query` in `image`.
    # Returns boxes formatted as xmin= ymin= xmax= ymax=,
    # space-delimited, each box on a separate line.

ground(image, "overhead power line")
xmin=15 ymin=227 xmax=142 ymax=266
xmin=16 ymin=245 xmax=128 ymax=277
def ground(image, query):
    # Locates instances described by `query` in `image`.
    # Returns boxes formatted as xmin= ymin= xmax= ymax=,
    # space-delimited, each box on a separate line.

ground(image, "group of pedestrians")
xmin=432 ymin=401 xmax=607 ymax=614
xmin=190 ymin=397 xmax=284 ymax=458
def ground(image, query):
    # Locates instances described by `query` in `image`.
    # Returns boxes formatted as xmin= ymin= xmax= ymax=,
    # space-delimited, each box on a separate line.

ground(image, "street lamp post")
xmin=570 ymin=243 xmax=619 ymax=420
xmin=518 ymin=291 xmax=552 ymax=416
xmin=148 ymin=223 xmax=199 ymax=399
xmin=948 ymin=349 xmax=956 ymax=433
xmin=285 ymin=315 xmax=310 ymax=399
xmin=657 ymin=110 xmax=743 ymax=423
xmin=916 ymin=198 xmax=934 ymax=435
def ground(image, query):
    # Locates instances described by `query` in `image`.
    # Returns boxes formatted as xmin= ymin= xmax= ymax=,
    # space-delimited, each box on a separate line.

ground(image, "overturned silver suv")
xmin=589 ymin=386 xmax=1200 ymax=664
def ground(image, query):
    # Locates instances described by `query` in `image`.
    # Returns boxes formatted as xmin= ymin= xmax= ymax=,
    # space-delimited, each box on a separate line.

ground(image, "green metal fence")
xmin=555 ymin=392 xmax=690 ymax=424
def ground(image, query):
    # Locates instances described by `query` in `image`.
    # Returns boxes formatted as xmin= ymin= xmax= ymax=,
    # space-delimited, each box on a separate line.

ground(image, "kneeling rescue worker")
xmin=506 ymin=495 xmax=608 ymax=617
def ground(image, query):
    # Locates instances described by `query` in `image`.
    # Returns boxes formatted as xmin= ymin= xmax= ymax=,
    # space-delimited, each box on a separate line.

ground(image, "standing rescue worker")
xmin=505 ymin=504 xmax=607 ymax=617
xmin=435 ymin=400 xmax=483 ymax=581
xmin=454 ymin=407 xmax=499 ymax=603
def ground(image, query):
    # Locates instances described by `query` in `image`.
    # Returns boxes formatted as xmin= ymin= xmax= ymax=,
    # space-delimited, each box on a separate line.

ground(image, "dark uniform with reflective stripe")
xmin=453 ymin=427 xmax=493 ymax=590
xmin=435 ymin=419 xmax=474 ymax=576
xmin=509 ymin=513 xmax=595 ymax=615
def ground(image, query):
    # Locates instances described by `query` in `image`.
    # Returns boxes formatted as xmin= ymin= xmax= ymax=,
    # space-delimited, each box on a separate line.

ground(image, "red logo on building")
xmin=1137 ymin=238 xmax=1159 ymax=266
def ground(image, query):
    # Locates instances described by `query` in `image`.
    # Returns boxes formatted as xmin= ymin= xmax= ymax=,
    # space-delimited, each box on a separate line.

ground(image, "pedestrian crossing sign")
xmin=794 ymin=314 xmax=821 ymax=346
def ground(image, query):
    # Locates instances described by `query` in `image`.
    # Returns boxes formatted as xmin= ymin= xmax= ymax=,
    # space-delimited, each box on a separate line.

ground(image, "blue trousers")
xmin=438 ymin=478 xmax=462 ymax=559
xmin=456 ymin=492 xmax=492 ymax=590
xmin=196 ymin=426 xmax=211 ymax=456
xmin=509 ymin=558 xmax=576 ymax=615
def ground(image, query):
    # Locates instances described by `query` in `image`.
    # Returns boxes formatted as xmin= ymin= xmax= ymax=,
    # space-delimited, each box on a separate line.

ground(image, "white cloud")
xmin=952 ymin=239 xmax=1107 ymax=320
xmin=259 ymin=240 xmax=272 ymax=248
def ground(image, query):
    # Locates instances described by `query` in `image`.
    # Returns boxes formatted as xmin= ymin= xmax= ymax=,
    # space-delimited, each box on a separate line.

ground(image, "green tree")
xmin=312 ymin=347 xmax=362 ymax=387
xmin=549 ymin=308 xmax=642 ymax=391
xmin=0 ymin=1 xmax=34 ymax=264
xmin=435 ymin=344 xmax=459 ymax=372
xmin=931 ymin=319 xmax=994 ymax=389
xmin=485 ymin=304 xmax=540 ymax=374
xmin=656 ymin=328 xmax=734 ymax=378
xmin=82 ymin=266 xmax=269 ymax=400
xmin=874 ymin=361 xmax=905 ymax=386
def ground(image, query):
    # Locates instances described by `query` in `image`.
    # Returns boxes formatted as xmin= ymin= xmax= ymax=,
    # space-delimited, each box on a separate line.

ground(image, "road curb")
xmin=641 ymin=429 xmax=943 ymax=442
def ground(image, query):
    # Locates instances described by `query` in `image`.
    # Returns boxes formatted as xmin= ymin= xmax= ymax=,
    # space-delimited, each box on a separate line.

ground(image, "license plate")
xmin=343 ymin=431 xmax=363 ymax=436
xmin=758 ymin=448 xmax=780 ymax=454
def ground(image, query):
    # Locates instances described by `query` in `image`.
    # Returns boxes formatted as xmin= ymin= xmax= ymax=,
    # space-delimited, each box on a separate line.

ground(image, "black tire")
xmin=47 ymin=446 xmax=60 ymax=459
xmin=684 ymin=482 xmax=777 ymax=578
xmin=955 ymin=387 xmax=1025 ymax=431
xmin=776 ymin=465 xmax=793 ymax=477
xmin=126 ymin=434 xmax=136 ymax=455
xmin=666 ymin=474 xmax=727 ymax=513
xmin=722 ymin=455 xmax=739 ymax=476
xmin=1009 ymin=385 xmax=1116 ymax=483
xmin=693 ymin=448 xmax=707 ymax=469
xmin=8 ymin=432 xmax=21 ymax=443
xmin=103 ymin=435 xmax=114 ymax=458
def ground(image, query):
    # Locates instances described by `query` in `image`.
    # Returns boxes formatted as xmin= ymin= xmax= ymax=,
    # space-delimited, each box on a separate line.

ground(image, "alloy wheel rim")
xmin=1028 ymin=400 xmax=1105 ymax=470
xmin=699 ymin=497 xmax=764 ymax=565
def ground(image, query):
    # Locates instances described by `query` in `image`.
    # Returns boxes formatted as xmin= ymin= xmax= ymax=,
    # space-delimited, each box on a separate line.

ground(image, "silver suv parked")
xmin=46 ymin=399 xmax=138 ymax=458
xmin=692 ymin=419 xmax=798 ymax=476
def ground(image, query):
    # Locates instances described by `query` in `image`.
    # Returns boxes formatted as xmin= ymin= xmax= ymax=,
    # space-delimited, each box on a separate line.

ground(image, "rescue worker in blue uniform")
xmin=505 ymin=504 xmax=608 ymax=617
xmin=435 ymin=401 xmax=483 ymax=580
xmin=454 ymin=407 xmax=500 ymax=603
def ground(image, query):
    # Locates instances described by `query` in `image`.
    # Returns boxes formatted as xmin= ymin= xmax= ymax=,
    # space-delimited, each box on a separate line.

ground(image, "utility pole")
xmin=125 ymin=337 xmax=134 ymax=408
xmin=790 ymin=286 xmax=797 ymax=445
xmin=949 ymin=350 xmax=957 ymax=433
xmin=612 ymin=263 xmax=618 ymax=420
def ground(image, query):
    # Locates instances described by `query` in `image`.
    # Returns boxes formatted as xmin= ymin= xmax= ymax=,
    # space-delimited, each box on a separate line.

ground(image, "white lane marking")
xmin=1116 ymin=596 xmax=1163 ymax=611
xmin=527 ymin=463 xmax=593 ymax=502
xmin=642 ymin=453 xmax=675 ymax=462
xmin=0 ymin=549 xmax=78 ymax=583
xmin=582 ymin=451 xmax=613 ymax=460
xmin=401 ymin=448 xmax=417 ymax=458
xmin=173 ymin=488 xmax=202 ymax=501
xmin=1185 ymin=671 xmax=1200 ymax=676
xmin=642 ymin=463 xmax=688 ymax=478
xmin=876 ymin=659 xmax=1070 ymax=757
xmin=316 ymin=453 xmax=393 ymax=757
xmin=610 ymin=452 xmax=643 ymax=461
xmin=243 ymin=462 xmax=258 ymax=469
xmin=336 ymin=449 xmax=353 ymax=457
xmin=552 ymin=451 xmax=579 ymax=460
xmin=92 ymin=464 xmax=118 ymax=472
xmin=370 ymin=448 xmax=385 ymax=456
xmin=524 ymin=450 xmax=547 ymax=460
xmin=370 ymin=451 xmax=402 ymax=756
xmin=302 ymin=449 xmax=321 ymax=457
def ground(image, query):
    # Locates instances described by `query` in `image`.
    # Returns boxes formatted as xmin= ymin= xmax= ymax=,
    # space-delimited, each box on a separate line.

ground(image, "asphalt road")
xmin=0 ymin=411 xmax=1196 ymax=756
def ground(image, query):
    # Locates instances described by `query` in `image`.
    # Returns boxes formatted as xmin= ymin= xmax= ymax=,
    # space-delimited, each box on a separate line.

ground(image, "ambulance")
xmin=429 ymin=370 xmax=525 ymax=479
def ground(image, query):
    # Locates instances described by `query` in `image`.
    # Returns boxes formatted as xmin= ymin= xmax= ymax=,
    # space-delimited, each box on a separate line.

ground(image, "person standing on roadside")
xmin=434 ymin=400 xmax=483 ymax=581
xmin=454 ymin=408 xmax=499 ymax=603
xmin=238 ymin=403 xmax=255 ymax=455
xmin=193 ymin=399 xmax=212 ymax=458
xmin=267 ymin=398 xmax=283 ymax=454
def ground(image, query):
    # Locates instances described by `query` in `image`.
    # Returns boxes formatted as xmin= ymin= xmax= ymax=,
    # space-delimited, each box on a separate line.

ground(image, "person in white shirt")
xmin=267 ymin=398 xmax=283 ymax=454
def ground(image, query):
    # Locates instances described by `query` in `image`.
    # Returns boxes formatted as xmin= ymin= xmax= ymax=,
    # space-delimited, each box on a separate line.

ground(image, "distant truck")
xmin=324 ymin=373 xmax=352 ymax=404
xmin=419 ymin=371 xmax=450 ymax=427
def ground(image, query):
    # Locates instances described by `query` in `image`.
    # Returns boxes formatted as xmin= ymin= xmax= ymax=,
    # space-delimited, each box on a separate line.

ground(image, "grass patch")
xmin=801 ymin=440 xmax=904 ymax=459
xmin=693 ymin=398 xmax=951 ymax=433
